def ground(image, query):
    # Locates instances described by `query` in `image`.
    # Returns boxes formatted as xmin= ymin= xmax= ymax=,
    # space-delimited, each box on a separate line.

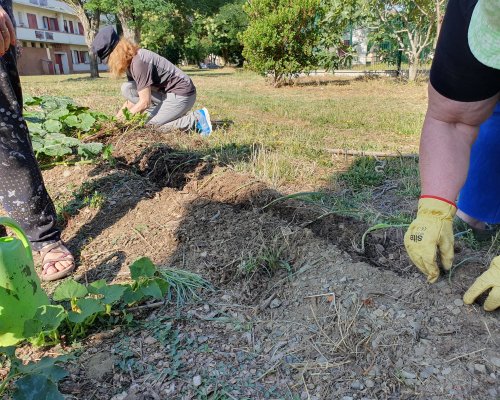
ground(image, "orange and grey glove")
xmin=464 ymin=256 xmax=500 ymax=311
xmin=404 ymin=196 xmax=456 ymax=283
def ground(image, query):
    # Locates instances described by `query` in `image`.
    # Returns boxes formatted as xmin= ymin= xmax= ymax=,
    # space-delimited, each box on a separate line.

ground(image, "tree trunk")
xmin=408 ymin=56 xmax=419 ymax=81
xmin=62 ymin=1 xmax=101 ymax=78
xmin=89 ymin=51 xmax=99 ymax=78
xmin=117 ymin=8 xmax=141 ymax=44
xmin=434 ymin=0 xmax=443 ymax=49
xmin=84 ymin=21 xmax=100 ymax=78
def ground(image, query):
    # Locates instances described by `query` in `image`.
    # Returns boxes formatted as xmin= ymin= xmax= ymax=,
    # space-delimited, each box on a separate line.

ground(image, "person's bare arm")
xmin=128 ymin=87 xmax=151 ymax=115
xmin=419 ymin=84 xmax=499 ymax=201
xmin=0 ymin=6 xmax=16 ymax=56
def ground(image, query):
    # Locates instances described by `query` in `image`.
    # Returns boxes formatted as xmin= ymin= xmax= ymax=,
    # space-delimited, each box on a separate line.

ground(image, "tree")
xmin=317 ymin=0 xmax=370 ymax=71
xmin=208 ymin=1 xmax=248 ymax=66
xmin=369 ymin=0 xmax=446 ymax=81
xmin=61 ymin=0 xmax=102 ymax=78
xmin=241 ymin=0 xmax=322 ymax=86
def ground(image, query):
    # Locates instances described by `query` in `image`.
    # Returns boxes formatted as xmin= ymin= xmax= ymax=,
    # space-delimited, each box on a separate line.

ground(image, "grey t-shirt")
xmin=127 ymin=49 xmax=196 ymax=96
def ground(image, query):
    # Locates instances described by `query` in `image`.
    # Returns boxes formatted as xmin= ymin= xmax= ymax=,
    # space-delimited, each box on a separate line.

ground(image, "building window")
xmin=72 ymin=50 xmax=90 ymax=64
xmin=29 ymin=0 xmax=38 ymax=4
xmin=78 ymin=22 xmax=84 ymax=35
xmin=27 ymin=13 xmax=38 ymax=29
xmin=39 ymin=0 xmax=48 ymax=5
xmin=17 ymin=11 xmax=25 ymax=27
xmin=22 ymin=41 xmax=27 ymax=47
xmin=63 ymin=20 xmax=68 ymax=33
xmin=42 ymin=16 xmax=59 ymax=31
xmin=69 ymin=21 xmax=74 ymax=34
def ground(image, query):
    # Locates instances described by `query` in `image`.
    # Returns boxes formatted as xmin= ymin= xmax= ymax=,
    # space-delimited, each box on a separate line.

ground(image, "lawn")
xmin=21 ymin=68 xmax=428 ymax=190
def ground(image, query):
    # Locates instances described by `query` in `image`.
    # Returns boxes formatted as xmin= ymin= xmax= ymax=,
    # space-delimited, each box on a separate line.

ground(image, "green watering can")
xmin=0 ymin=217 xmax=49 ymax=346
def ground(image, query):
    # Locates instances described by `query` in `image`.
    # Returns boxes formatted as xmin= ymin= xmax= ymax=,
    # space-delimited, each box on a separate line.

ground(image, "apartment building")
xmin=13 ymin=0 xmax=108 ymax=75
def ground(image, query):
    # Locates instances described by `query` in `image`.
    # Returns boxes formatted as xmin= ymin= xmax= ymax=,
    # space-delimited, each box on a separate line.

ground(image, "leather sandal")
xmin=39 ymin=240 xmax=75 ymax=282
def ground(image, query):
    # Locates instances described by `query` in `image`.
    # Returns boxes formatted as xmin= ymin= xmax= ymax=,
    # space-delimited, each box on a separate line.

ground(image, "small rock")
xmin=221 ymin=294 xmax=232 ymax=302
xmin=110 ymin=392 xmax=128 ymax=400
xmin=197 ymin=336 xmax=209 ymax=344
xmin=365 ymin=379 xmax=375 ymax=388
xmin=401 ymin=371 xmax=417 ymax=380
xmin=193 ymin=375 xmax=202 ymax=387
xmin=453 ymin=299 xmax=464 ymax=307
xmin=375 ymin=244 xmax=385 ymax=253
xmin=441 ymin=367 xmax=452 ymax=375
xmin=301 ymin=391 xmax=309 ymax=400
xmin=451 ymin=308 xmax=461 ymax=315
xmin=474 ymin=364 xmax=486 ymax=374
xmin=143 ymin=336 xmax=157 ymax=345
xmin=63 ymin=170 xmax=71 ymax=177
xmin=488 ymin=388 xmax=498 ymax=398
xmin=341 ymin=397 xmax=353 ymax=400
xmin=420 ymin=367 xmax=435 ymax=379
xmin=270 ymin=298 xmax=282 ymax=309
xmin=490 ymin=357 xmax=500 ymax=368
xmin=373 ymin=309 xmax=384 ymax=317
xmin=350 ymin=380 xmax=364 ymax=390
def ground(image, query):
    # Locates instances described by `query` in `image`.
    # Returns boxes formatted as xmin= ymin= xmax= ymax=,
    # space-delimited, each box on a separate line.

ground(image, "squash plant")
xmin=23 ymin=95 xmax=109 ymax=162
xmin=0 ymin=257 xmax=210 ymax=398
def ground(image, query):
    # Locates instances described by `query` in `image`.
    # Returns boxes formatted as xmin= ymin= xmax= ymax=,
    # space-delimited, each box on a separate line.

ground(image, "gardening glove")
xmin=404 ymin=197 xmax=456 ymax=283
xmin=463 ymin=256 xmax=500 ymax=311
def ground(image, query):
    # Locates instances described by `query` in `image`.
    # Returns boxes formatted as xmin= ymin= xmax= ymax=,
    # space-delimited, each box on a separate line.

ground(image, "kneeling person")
xmin=92 ymin=27 xmax=212 ymax=135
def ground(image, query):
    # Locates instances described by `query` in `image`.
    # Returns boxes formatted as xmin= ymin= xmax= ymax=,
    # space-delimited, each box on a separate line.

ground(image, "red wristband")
xmin=420 ymin=195 xmax=457 ymax=208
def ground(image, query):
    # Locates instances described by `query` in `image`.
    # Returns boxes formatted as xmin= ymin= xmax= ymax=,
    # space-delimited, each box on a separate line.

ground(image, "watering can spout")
xmin=0 ymin=217 xmax=49 ymax=346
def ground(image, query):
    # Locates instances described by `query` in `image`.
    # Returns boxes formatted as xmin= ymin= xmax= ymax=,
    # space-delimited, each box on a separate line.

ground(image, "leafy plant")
xmin=23 ymin=95 xmax=109 ymax=162
xmin=0 ymin=347 xmax=69 ymax=399
xmin=0 ymin=257 xmax=211 ymax=396
xmin=241 ymin=0 xmax=322 ymax=86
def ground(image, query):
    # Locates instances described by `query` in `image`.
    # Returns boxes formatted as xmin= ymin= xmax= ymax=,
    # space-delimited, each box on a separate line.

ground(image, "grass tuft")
xmin=158 ymin=268 xmax=212 ymax=306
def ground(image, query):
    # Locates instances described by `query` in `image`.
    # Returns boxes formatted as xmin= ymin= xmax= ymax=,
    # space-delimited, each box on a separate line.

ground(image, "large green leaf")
xmin=139 ymin=279 xmax=163 ymax=300
xmin=24 ymin=96 xmax=43 ymax=106
xmin=47 ymin=132 xmax=80 ymax=146
xmin=63 ymin=115 xmax=80 ymax=127
xmin=78 ymin=142 xmax=103 ymax=158
xmin=23 ymin=305 xmax=66 ymax=339
xmin=41 ymin=100 xmax=59 ymax=112
xmin=26 ymin=122 xmax=46 ymax=136
xmin=17 ymin=355 xmax=70 ymax=381
xmin=46 ymin=108 xmax=70 ymax=120
xmin=88 ymin=280 xmax=127 ymax=305
xmin=78 ymin=113 xmax=96 ymax=131
xmin=130 ymin=257 xmax=157 ymax=280
xmin=13 ymin=374 xmax=64 ymax=400
xmin=40 ymin=142 xmax=72 ymax=157
xmin=53 ymin=279 xmax=88 ymax=301
xmin=122 ymin=286 xmax=144 ymax=305
xmin=67 ymin=298 xmax=105 ymax=324
xmin=43 ymin=119 xmax=63 ymax=133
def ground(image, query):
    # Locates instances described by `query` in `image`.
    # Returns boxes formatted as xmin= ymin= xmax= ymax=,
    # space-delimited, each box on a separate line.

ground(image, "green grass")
xmin=21 ymin=68 xmax=427 ymax=190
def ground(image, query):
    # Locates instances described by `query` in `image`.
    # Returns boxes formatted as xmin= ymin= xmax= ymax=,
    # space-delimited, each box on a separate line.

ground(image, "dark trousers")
xmin=0 ymin=46 xmax=60 ymax=251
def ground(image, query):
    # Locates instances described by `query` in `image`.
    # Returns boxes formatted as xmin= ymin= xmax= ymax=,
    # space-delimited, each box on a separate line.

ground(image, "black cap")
xmin=91 ymin=26 xmax=119 ymax=62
